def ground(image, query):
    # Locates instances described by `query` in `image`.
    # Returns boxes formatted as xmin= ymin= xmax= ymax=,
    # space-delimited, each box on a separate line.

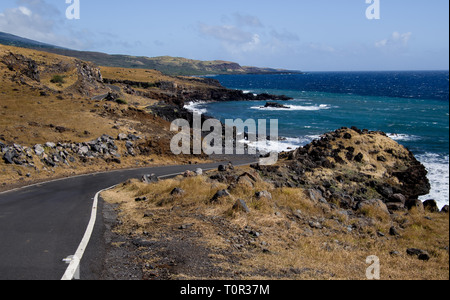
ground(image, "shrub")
xmin=115 ymin=98 xmax=128 ymax=105
xmin=50 ymin=75 xmax=65 ymax=84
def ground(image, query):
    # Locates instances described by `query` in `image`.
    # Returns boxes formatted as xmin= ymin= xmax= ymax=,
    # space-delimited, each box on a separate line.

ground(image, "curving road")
xmin=0 ymin=158 xmax=256 ymax=280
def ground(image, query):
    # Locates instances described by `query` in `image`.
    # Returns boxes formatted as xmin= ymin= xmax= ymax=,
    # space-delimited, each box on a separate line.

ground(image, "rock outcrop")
xmin=103 ymin=77 xmax=292 ymax=108
xmin=263 ymin=102 xmax=290 ymax=109
xmin=1 ymin=133 xmax=156 ymax=170
xmin=253 ymin=127 xmax=431 ymax=213
xmin=1 ymin=51 xmax=40 ymax=82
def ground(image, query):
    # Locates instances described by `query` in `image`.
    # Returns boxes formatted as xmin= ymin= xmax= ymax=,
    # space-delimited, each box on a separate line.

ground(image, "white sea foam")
xmin=417 ymin=153 xmax=449 ymax=209
xmin=387 ymin=133 xmax=420 ymax=142
xmin=184 ymin=101 xmax=208 ymax=114
xmin=250 ymin=104 xmax=331 ymax=111
xmin=239 ymin=136 xmax=319 ymax=154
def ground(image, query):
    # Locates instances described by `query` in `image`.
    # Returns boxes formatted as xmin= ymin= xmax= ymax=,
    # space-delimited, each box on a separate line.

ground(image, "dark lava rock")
xmin=407 ymin=248 xmax=431 ymax=261
xmin=210 ymin=189 xmax=231 ymax=203
xmin=423 ymin=199 xmax=439 ymax=213
xmin=263 ymin=102 xmax=290 ymax=109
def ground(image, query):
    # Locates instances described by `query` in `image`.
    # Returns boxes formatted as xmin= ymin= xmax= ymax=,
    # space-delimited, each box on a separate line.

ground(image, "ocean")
xmin=185 ymin=71 xmax=449 ymax=209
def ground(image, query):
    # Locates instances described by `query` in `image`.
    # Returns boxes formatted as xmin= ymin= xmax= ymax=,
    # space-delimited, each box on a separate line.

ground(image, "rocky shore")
xmin=100 ymin=128 xmax=449 ymax=279
xmin=103 ymin=77 xmax=292 ymax=108
xmin=258 ymin=127 xmax=439 ymax=213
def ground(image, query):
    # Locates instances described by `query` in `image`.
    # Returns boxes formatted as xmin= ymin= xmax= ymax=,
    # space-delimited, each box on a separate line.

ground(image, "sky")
xmin=0 ymin=0 xmax=448 ymax=71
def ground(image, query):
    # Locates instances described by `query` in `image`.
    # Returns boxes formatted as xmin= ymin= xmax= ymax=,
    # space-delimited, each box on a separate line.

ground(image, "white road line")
xmin=59 ymin=160 xmax=256 ymax=280
xmin=61 ymin=185 xmax=116 ymax=280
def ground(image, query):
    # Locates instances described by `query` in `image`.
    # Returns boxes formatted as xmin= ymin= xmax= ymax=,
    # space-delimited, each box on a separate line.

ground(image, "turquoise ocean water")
xmin=185 ymin=71 xmax=449 ymax=208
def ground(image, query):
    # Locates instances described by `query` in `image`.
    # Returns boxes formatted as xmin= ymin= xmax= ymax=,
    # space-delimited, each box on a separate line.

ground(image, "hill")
xmin=0 ymin=32 xmax=65 ymax=50
xmin=0 ymin=31 xmax=301 ymax=76
xmin=0 ymin=44 xmax=210 ymax=188
xmin=0 ymin=44 xmax=292 ymax=189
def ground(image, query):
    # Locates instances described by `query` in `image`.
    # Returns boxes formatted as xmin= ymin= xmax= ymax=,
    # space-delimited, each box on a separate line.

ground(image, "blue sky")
xmin=0 ymin=0 xmax=448 ymax=71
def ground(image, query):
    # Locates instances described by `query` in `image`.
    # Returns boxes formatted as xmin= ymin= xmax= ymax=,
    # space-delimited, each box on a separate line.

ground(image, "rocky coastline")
xmin=1 ymin=44 xmax=448 ymax=280
xmin=103 ymin=77 xmax=292 ymax=108
xmin=100 ymin=128 xmax=449 ymax=279
xmin=0 ymin=45 xmax=442 ymax=211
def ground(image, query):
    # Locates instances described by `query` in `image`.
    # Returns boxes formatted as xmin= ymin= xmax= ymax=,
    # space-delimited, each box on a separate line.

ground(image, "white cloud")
xmin=375 ymin=31 xmax=412 ymax=50
xmin=198 ymin=13 xmax=301 ymax=58
xmin=0 ymin=0 xmax=91 ymax=50
xmin=0 ymin=5 xmax=54 ymax=42
xmin=18 ymin=6 xmax=32 ymax=16
xmin=198 ymin=23 xmax=262 ymax=55
xmin=199 ymin=24 xmax=255 ymax=44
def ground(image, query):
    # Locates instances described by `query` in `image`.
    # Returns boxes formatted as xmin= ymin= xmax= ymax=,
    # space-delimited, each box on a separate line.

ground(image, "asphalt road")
xmin=0 ymin=158 xmax=256 ymax=280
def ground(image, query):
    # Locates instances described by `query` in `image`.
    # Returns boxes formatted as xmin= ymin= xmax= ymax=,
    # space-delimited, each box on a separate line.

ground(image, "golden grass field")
xmin=0 ymin=45 xmax=208 ymax=189
xmin=102 ymin=166 xmax=449 ymax=280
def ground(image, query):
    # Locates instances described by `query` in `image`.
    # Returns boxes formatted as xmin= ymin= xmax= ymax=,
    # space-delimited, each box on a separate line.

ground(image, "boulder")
xmin=405 ymin=199 xmax=424 ymax=213
xmin=307 ymin=189 xmax=327 ymax=204
xmin=389 ymin=193 xmax=407 ymax=204
xmin=78 ymin=146 xmax=89 ymax=155
xmin=343 ymin=132 xmax=352 ymax=139
xmin=423 ymin=199 xmax=439 ymax=213
xmin=170 ymin=188 xmax=185 ymax=196
xmin=210 ymin=189 xmax=231 ymax=203
xmin=354 ymin=153 xmax=364 ymax=162
xmin=100 ymin=134 xmax=114 ymax=142
xmin=218 ymin=164 xmax=227 ymax=172
xmin=125 ymin=141 xmax=134 ymax=149
xmin=356 ymin=199 xmax=390 ymax=215
xmin=441 ymin=205 xmax=449 ymax=213
xmin=232 ymin=199 xmax=250 ymax=213
xmin=407 ymin=248 xmax=430 ymax=261
xmin=45 ymin=142 xmax=56 ymax=148
xmin=389 ymin=226 xmax=400 ymax=236
xmin=183 ymin=170 xmax=195 ymax=177
xmin=135 ymin=196 xmax=148 ymax=202
xmin=255 ymin=190 xmax=272 ymax=200
xmin=308 ymin=221 xmax=323 ymax=229
xmin=386 ymin=202 xmax=405 ymax=212
xmin=3 ymin=150 xmax=16 ymax=164
xmin=142 ymin=174 xmax=158 ymax=184
xmin=34 ymin=144 xmax=45 ymax=156
xmin=117 ymin=133 xmax=128 ymax=141
xmin=263 ymin=102 xmax=290 ymax=109
xmin=127 ymin=134 xmax=140 ymax=141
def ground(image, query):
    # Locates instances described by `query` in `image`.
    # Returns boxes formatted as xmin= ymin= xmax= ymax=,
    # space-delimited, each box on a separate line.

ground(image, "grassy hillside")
xmin=35 ymin=49 xmax=299 ymax=76
xmin=0 ymin=31 xmax=301 ymax=76
xmin=0 ymin=44 xmax=210 ymax=189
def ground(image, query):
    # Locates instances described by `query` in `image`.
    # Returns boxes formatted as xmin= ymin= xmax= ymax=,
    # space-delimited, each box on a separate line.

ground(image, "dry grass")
xmin=102 ymin=168 xmax=449 ymax=280
xmin=100 ymin=66 xmax=216 ymax=89
xmin=0 ymin=45 xmax=209 ymax=189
